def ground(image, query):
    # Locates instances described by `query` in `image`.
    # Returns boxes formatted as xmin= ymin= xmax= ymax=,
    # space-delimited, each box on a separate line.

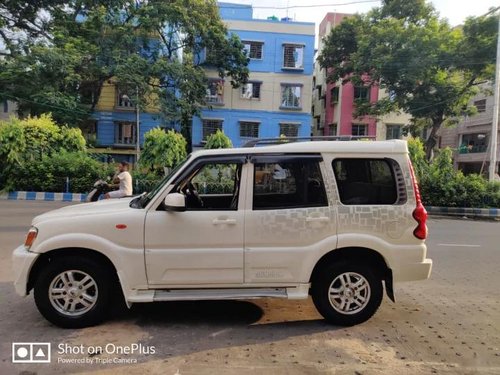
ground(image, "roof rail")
xmin=242 ymin=135 xmax=376 ymax=148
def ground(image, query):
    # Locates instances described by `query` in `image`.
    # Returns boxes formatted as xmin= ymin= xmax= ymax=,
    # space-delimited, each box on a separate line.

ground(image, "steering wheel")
xmin=183 ymin=182 xmax=204 ymax=208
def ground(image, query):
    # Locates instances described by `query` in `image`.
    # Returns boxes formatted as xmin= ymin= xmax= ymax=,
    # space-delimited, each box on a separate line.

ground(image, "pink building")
xmin=313 ymin=13 xmax=380 ymax=138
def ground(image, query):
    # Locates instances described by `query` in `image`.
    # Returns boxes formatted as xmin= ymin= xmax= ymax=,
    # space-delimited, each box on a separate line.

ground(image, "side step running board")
xmin=153 ymin=288 xmax=288 ymax=301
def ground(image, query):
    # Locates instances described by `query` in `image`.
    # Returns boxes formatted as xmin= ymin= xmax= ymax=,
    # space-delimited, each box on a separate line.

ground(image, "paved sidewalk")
xmin=426 ymin=206 xmax=499 ymax=219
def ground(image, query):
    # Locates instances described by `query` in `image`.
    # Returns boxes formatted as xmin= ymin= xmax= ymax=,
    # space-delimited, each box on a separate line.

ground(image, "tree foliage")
xmin=139 ymin=128 xmax=187 ymax=175
xmin=319 ymin=0 xmax=498 ymax=159
xmin=0 ymin=0 xmax=249 ymax=129
xmin=204 ymin=129 xmax=233 ymax=149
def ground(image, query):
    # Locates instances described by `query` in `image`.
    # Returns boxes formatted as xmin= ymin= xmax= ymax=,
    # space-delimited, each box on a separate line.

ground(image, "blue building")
xmin=192 ymin=2 xmax=315 ymax=148
xmin=89 ymin=2 xmax=315 ymax=160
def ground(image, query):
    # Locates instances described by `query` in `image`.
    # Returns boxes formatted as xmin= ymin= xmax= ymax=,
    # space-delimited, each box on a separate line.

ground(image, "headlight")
xmin=24 ymin=227 xmax=38 ymax=250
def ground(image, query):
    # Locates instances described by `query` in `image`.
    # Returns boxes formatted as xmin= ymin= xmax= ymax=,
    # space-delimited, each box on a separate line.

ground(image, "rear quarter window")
xmin=332 ymin=158 xmax=405 ymax=205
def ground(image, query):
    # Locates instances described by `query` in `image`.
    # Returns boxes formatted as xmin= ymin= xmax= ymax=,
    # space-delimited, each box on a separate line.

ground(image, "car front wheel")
xmin=311 ymin=262 xmax=383 ymax=326
xmin=34 ymin=256 xmax=113 ymax=328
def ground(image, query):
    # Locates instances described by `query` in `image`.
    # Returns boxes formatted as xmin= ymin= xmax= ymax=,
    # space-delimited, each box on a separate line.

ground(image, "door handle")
xmin=212 ymin=218 xmax=237 ymax=225
xmin=306 ymin=216 xmax=330 ymax=223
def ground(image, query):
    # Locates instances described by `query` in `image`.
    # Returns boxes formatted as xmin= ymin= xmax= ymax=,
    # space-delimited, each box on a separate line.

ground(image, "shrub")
xmin=0 ymin=114 xmax=88 ymax=191
xmin=408 ymin=139 xmax=500 ymax=208
xmin=8 ymin=151 xmax=113 ymax=193
xmin=204 ymin=129 xmax=232 ymax=149
xmin=139 ymin=128 xmax=187 ymax=176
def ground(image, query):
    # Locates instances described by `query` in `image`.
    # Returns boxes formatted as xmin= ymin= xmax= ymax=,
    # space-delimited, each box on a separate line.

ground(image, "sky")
xmin=223 ymin=0 xmax=499 ymax=28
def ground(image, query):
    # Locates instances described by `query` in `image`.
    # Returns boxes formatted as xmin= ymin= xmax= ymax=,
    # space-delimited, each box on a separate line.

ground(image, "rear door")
xmin=243 ymin=154 xmax=337 ymax=284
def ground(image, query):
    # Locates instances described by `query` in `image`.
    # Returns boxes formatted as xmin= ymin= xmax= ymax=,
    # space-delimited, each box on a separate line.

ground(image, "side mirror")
xmin=164 ymin=193 xmax=186 ymax=212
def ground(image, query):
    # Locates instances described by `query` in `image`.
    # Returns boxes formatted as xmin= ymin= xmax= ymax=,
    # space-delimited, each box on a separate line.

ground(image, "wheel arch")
xmin=309 ymin=246 xmax=394 ymax=302
xmin=27 ymin=247 xmax=118 ymax=294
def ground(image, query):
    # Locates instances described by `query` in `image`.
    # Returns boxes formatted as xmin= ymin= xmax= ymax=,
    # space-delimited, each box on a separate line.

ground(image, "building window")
xmin=283 ymin=44 xmax=304 ymax=69
xmin=3 ymin=100 xmax=8 ymax=113
xmin=279 ymin=123 xmax=299 ymax=137
xmin=116 ymin=89 xmax=135 ymax=110
xmin=459 ymin=133 xmax=488 ymax=154
xmin=241 ymin=82 xmax=261 ymax=99
xmin=206 ymin=80 xmax=224 ymax=105
xmin=352 ymin=124 xmax=367 ymax=136
xmin=474 ymin=99 xmax=486 ymax=113
xmin=115 ymin=122 xmax=136 ymax=145
xmin=243 ymin=41 xmax=263 ymax=59
xmin=386 ymin=124 xmax=403 ymax=140
xmin=240 ymin=121 xmax=259 ymax=138
xmin=280 ymin=84 xmax=302 ymax=109
xmin=328 ymin=123 xmax=337 ymax=136
xmin=330 ymin=87 xmax=339 ymax=104
xmin=202 ymin=119 xmax=223 ymax=140
xmin=354 ymin=86 xmax=370 ymax=102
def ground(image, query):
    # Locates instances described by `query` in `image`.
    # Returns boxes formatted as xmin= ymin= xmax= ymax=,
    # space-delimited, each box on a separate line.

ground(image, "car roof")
xmin=191 ymin=140 xmax=409 ymax=158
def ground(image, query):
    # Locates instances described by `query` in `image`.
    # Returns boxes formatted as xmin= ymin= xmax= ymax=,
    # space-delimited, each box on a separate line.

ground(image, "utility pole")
xmin=489 ymin=9 xmax=500 ymax=181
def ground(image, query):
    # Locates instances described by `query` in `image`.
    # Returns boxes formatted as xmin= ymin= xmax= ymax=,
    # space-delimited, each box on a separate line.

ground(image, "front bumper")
xmin=12 ymin=245 xmax=39 ymax=296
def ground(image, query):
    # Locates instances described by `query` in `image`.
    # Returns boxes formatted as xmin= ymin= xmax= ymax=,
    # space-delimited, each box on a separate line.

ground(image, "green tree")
xmin=204 ymin=129 xmax=232 ymax=149
xmin=318 ymin=0 xmax=498 ymax=159
xmin=0 ymin=0 xmax=249 ymax=130
xmin=139 ymin=128 xmax=187 ymax=175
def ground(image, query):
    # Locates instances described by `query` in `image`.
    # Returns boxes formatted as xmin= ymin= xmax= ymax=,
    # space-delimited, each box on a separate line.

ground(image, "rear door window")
xmin=253 ymin=157 xmax=328 ymax=209
xmin=332 ymin=159 xmax=400 ymax=205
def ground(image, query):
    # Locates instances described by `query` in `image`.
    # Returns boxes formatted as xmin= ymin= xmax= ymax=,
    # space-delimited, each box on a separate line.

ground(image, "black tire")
xmin=311 ymin=262 xmax=383 ymax=326
xmin=34 ymin=256 xmax=114 ymax=328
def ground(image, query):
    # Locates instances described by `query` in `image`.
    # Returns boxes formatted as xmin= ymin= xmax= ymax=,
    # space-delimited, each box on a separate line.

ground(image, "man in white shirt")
xmin=105 ymin=161 xmax=133 ymax=199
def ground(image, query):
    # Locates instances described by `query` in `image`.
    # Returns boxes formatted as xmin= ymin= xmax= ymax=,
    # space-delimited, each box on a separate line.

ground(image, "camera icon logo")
xmin=12 ymin=343 xmax=51 ymax=363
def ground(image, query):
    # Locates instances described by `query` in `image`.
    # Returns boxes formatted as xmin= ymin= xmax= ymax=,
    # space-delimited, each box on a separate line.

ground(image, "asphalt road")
xmin=0 ymin=200 xmax=499 ymax=375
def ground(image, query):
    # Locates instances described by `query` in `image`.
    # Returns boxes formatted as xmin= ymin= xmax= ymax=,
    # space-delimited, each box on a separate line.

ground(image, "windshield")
xmin=136 ymin=155 xmax=191 ymax=208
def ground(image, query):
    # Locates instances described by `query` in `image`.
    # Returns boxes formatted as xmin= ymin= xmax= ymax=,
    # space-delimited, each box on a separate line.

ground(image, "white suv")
xmin=12 ymin=140 xmax=432 ymax=328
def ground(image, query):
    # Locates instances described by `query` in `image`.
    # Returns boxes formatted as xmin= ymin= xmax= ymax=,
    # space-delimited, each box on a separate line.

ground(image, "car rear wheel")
xmin=34 ymin=256 xmax=113 ymax=328
xmin=312 ymin=262 xmax=383 ymax=326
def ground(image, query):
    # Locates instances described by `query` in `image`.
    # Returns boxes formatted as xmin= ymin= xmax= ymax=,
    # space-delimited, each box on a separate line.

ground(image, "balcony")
xmin=205 ymin=94 xmax=224 ymax=105
xmin=458 ymin=144 xmax=488 ymax=154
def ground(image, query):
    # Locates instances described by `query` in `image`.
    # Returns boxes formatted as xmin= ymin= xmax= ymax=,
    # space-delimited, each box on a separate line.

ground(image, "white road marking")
xmin=437 ymin=243 xmax=481 ymax=248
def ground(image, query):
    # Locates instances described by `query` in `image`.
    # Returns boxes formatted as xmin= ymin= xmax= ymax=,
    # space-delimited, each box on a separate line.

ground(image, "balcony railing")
xmin=458 ymin=145 xmax=488 ymax=154
xmin=205 ymin=94 xmax=224 ymax=105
